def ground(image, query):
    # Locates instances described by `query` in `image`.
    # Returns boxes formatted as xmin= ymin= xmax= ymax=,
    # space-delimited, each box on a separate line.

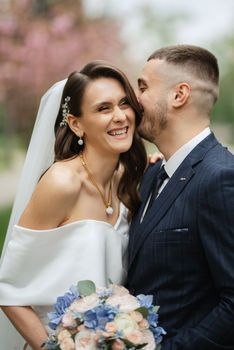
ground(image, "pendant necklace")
xmin=79 ymin=152 xmax=114 ymax=216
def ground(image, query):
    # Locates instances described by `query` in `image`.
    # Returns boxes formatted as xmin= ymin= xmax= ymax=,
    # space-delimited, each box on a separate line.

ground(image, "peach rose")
xmin=129 ymin=311 xmax=143 ymax=323
xmin=141 ymin=330 xmax=156 ymax=350
xmin=112 ymin=339 xmax=125 ymax=350
xmin=69 ymin=293 xmax=99 ymax=313
xmin=125 ymin=329 xmax=143 ymax=345
xmin=60 ymin=337 xmax=75 ymax=350
xmin=58 ymin=329 xmax=72 ymax=343
xmin=62 ymin=311 xmax=77 ymax=328
xmin=105 ymin=321 xmax=117 ymax=333
xmin=138 ymin=318 xmax=149 ymax=330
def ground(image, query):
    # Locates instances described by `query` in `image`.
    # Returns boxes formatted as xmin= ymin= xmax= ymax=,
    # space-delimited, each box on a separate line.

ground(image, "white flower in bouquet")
xmin=75 ymin=329 xmax=96 ymax=350
xmin=110 ymin=284 xmax=130 ymax=296
xmin=106 ymin=293 xmax=140 ymax=313
xmin=113 ymin=313 xmax=139 ymax=335
xmin=69 ymin=293 xmax=99 ymax=313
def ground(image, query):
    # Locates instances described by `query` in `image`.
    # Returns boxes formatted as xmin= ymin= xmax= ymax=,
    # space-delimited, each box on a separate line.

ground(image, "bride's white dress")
xmin=0 ymin=203 xmax=129 ymax=349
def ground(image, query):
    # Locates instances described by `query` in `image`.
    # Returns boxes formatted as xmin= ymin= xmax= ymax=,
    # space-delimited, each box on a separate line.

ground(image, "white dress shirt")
xmin=141 ymin=127 xmax=211 ymax=221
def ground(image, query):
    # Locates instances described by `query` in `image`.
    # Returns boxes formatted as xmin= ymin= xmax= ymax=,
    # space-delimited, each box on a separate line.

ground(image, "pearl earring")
xmin=78 ymin=136 xmax=84 ymax=146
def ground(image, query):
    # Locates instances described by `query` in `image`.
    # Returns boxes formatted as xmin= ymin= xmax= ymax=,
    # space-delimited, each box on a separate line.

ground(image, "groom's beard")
xmin=138 ymin=102 xmax=168 ymax=143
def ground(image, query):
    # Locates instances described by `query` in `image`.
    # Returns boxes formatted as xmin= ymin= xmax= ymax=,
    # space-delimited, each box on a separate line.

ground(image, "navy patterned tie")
xmin=146 ymin=166 xmax=168 ymax=212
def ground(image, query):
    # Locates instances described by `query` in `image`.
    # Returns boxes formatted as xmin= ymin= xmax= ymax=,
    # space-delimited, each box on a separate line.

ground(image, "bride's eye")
xmin=98 ymin=105 xmax=110 ymax=112
xmin=120 ymin=98 xmax=130 ymax=109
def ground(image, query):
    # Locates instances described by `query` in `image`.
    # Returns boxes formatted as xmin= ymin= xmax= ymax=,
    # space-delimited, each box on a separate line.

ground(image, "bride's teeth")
xmin=110 ymin=127 xmax=127 ymax=136
xmin=116 ymin=130 xmax=124 ymax=135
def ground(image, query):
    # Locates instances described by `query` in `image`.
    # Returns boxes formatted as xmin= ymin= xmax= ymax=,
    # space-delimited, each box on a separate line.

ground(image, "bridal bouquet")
xmin=43 ymin=280 xmax=166 ymax=350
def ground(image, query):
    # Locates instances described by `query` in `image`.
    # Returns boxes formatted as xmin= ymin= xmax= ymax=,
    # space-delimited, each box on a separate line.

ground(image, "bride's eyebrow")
xmin=93 ymin=101 xmax=111 ymax=106
xmin=92 ymin=94 xmax=128 ymax=108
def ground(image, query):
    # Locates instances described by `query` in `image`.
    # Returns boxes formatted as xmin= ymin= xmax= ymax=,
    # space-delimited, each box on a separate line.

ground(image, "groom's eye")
xmin=139 ymin=86 xmax=146 ymax=92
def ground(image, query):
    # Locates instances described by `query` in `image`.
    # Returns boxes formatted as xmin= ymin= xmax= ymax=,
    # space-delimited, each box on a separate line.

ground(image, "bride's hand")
xmin=148 ymin=152 xmax=163 ymax=164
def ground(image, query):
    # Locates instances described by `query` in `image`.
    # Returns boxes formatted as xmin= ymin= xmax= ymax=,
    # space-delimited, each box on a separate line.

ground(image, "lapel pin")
xmin=180 ymin=177 xmax=186 ymax=181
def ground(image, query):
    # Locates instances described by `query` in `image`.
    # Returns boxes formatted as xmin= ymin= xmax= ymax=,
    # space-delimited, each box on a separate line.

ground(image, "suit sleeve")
xmin=162 ymin=166 xmax=234 ymax=350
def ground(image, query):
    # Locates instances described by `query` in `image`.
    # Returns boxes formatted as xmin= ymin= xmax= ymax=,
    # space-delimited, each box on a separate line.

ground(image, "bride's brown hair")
xmin=54 ymin=60 xmax=147 ymax=218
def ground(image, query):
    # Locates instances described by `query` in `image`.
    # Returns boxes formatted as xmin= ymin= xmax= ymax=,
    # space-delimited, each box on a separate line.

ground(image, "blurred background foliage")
xmin=0 ymin=0 xmax=234 ymax=249
xmin=0 ymin=0 xmax=125 ymax=146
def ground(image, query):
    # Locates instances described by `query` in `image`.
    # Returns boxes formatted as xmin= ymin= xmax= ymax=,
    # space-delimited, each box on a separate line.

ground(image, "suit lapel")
xmin=128 ymin=161 xmax=195 ymax=269
xmin=128 ymin=162 xmax=162 ymax=259
xmin=128 ymin=133 xmax=219 ymax=269
xmin=138 ymin=162 xmax=162 ymax=223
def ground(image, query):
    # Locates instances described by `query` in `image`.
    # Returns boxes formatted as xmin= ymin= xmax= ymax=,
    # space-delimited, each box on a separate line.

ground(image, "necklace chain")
xmin=79 ymin=152 xmax=113 ymax=215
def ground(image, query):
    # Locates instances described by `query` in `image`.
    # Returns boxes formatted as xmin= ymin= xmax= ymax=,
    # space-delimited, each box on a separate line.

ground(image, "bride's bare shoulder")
xmin=18 ymin=159 xmax=83 ymax=229
xmin=31 ymin=161 xmax=82 ymax=203
xmin=39 ymin=159 xmax=82 ymax=197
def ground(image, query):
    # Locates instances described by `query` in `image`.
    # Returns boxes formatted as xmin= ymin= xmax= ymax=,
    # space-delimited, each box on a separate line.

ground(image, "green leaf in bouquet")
xmin=156 ymin=344 xmax=161 ymax=350
xmin=122 ymin=338 xmax=136 ymax=348
xmin=108 ymin=278 xmax=113 ymax=285
xmin=153 ymin=305 xmax=160 ymax=313
xmin=135 ymin=343 xmax=148 ymax=349
xmin=123 ymin=338 xmax=147 ymax=349
xmin=135 ymin=306 xmax=149 ymax=318
xmin=77 ymin=280 xmax=96 ymax=296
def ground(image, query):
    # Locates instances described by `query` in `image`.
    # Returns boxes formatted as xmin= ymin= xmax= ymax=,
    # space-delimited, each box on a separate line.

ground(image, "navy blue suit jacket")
xmin=127 ymin=133 xmax=234 ymax=349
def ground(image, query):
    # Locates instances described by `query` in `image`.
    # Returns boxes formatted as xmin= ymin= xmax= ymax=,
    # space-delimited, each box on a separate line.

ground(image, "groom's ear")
xmin=172 ymin=82 xmax=191 ymax=108
xmin=67 ymin=114 xmax=84 ymax=137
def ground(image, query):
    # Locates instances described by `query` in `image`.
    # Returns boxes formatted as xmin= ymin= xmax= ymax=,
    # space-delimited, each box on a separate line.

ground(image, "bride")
xmin=0 ymin=61 xmax=147 ymax=349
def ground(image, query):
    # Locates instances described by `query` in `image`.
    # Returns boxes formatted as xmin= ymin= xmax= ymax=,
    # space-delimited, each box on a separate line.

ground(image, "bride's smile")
xmin=70 ymin=77 xmax=135 ymax=157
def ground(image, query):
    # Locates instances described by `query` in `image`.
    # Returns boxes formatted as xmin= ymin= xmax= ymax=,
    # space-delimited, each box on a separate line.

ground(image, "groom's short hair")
xmin=148 ymin=44 xmax=219 ymax=108
xmin=149 ymin=44 xmax=219 ymax=85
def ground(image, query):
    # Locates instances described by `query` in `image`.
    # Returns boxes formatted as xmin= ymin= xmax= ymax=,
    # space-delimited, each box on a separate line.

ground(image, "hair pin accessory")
xmin=60 ymin=96 xmax=71 ymax=127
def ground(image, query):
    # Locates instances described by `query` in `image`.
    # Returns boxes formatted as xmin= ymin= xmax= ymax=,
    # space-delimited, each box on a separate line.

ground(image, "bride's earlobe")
xmin=67 ymin=114 xmax=83 ymax=135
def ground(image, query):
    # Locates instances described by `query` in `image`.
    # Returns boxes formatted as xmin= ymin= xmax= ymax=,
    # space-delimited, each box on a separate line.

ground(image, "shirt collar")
xmin=163 ymin=127 xmax=211 ymax=178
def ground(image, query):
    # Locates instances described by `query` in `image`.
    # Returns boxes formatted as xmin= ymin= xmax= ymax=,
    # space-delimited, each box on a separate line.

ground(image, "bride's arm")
xmin=0 ymin=164 xmax=81 ymax=348
xmin=1 ymin=306 xmax=48 ymax=350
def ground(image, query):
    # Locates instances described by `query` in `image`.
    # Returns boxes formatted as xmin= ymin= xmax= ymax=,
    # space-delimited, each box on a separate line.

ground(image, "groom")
xmin=127 ymin=45 xmax=234 ymax=349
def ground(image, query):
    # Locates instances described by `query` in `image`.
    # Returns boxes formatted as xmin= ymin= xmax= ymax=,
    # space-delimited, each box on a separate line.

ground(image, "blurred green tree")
xmin=212 ymin=34 xmax=234 ymax=125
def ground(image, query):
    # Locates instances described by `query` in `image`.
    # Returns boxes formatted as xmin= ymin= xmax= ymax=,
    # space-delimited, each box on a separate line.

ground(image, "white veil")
xmin=0 ymin=78 xmax=67 ymax=349
xmin=1 ymin=79 xmax=67 ymax=260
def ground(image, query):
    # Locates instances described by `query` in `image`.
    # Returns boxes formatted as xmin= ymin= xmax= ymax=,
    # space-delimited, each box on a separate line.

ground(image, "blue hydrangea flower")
xmin=48 ymin=286 xmax=79 ymax=330
xmin=136 ymin=294 xmax=167 ymax=345
xmin=150 ymin=325 xmax=167 ymax=344
xmin=137 ymin=294 xmax=153 ymax=308
xmin=83 ymin=304 xmax=118 ymax=330
xmin=43 ymin=337 xmax=58 ymax=350
xmin=147 ymin=309 xmax=159 ymax=327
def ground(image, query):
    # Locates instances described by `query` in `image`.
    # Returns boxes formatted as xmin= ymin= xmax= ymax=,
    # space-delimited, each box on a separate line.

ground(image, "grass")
xmin=0 ymin=205 xmax=12 ymax=256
